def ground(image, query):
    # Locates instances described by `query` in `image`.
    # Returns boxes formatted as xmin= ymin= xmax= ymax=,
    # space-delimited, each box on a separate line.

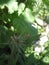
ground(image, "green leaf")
xmin=13 ymin=14 xmax=38 ymax=38
xmin=43 ymin=0 xmax=49 ymax=6
xmin=18 ymin=3 xmax=25 ymax=15
xmin=0 ymin=0 xmax=18 ymax=14
xmin=23 ymin=8 xmax=35 ymax=23
xmin=7 ymin=1 xmax=18 ymax=14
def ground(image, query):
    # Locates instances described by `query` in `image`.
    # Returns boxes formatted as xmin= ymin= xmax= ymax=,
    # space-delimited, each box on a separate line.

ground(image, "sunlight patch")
xmin=34 ymin=46 xmax=44 ymax=55
xmin=43 ymin=56 xmax=49 ymax=63
xmin=7 ymin=1 xmax=18 ymax=14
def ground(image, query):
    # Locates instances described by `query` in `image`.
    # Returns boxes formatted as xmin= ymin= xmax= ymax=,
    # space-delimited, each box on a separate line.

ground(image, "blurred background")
xmin=0 ymin=0 xmax=49 ymax=65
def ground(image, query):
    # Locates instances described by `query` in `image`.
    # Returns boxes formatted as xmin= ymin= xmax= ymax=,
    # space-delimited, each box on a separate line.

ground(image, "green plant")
xmin=0 ymin=0 xmax=49 ymax=65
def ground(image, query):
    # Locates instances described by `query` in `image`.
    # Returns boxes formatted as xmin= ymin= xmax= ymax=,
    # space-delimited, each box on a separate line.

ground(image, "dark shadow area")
xmin=44 ymin=16 xmax=49 ymax=24
xmin=0 ymin=45 xmax=11 ymax=65
xmin=0 ymin=0 xmax=12 ymax=5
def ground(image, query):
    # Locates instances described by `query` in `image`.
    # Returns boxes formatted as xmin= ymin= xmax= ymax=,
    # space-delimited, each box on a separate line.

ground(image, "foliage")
xmin=0 ymin=0 xmax=49 ymax=65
